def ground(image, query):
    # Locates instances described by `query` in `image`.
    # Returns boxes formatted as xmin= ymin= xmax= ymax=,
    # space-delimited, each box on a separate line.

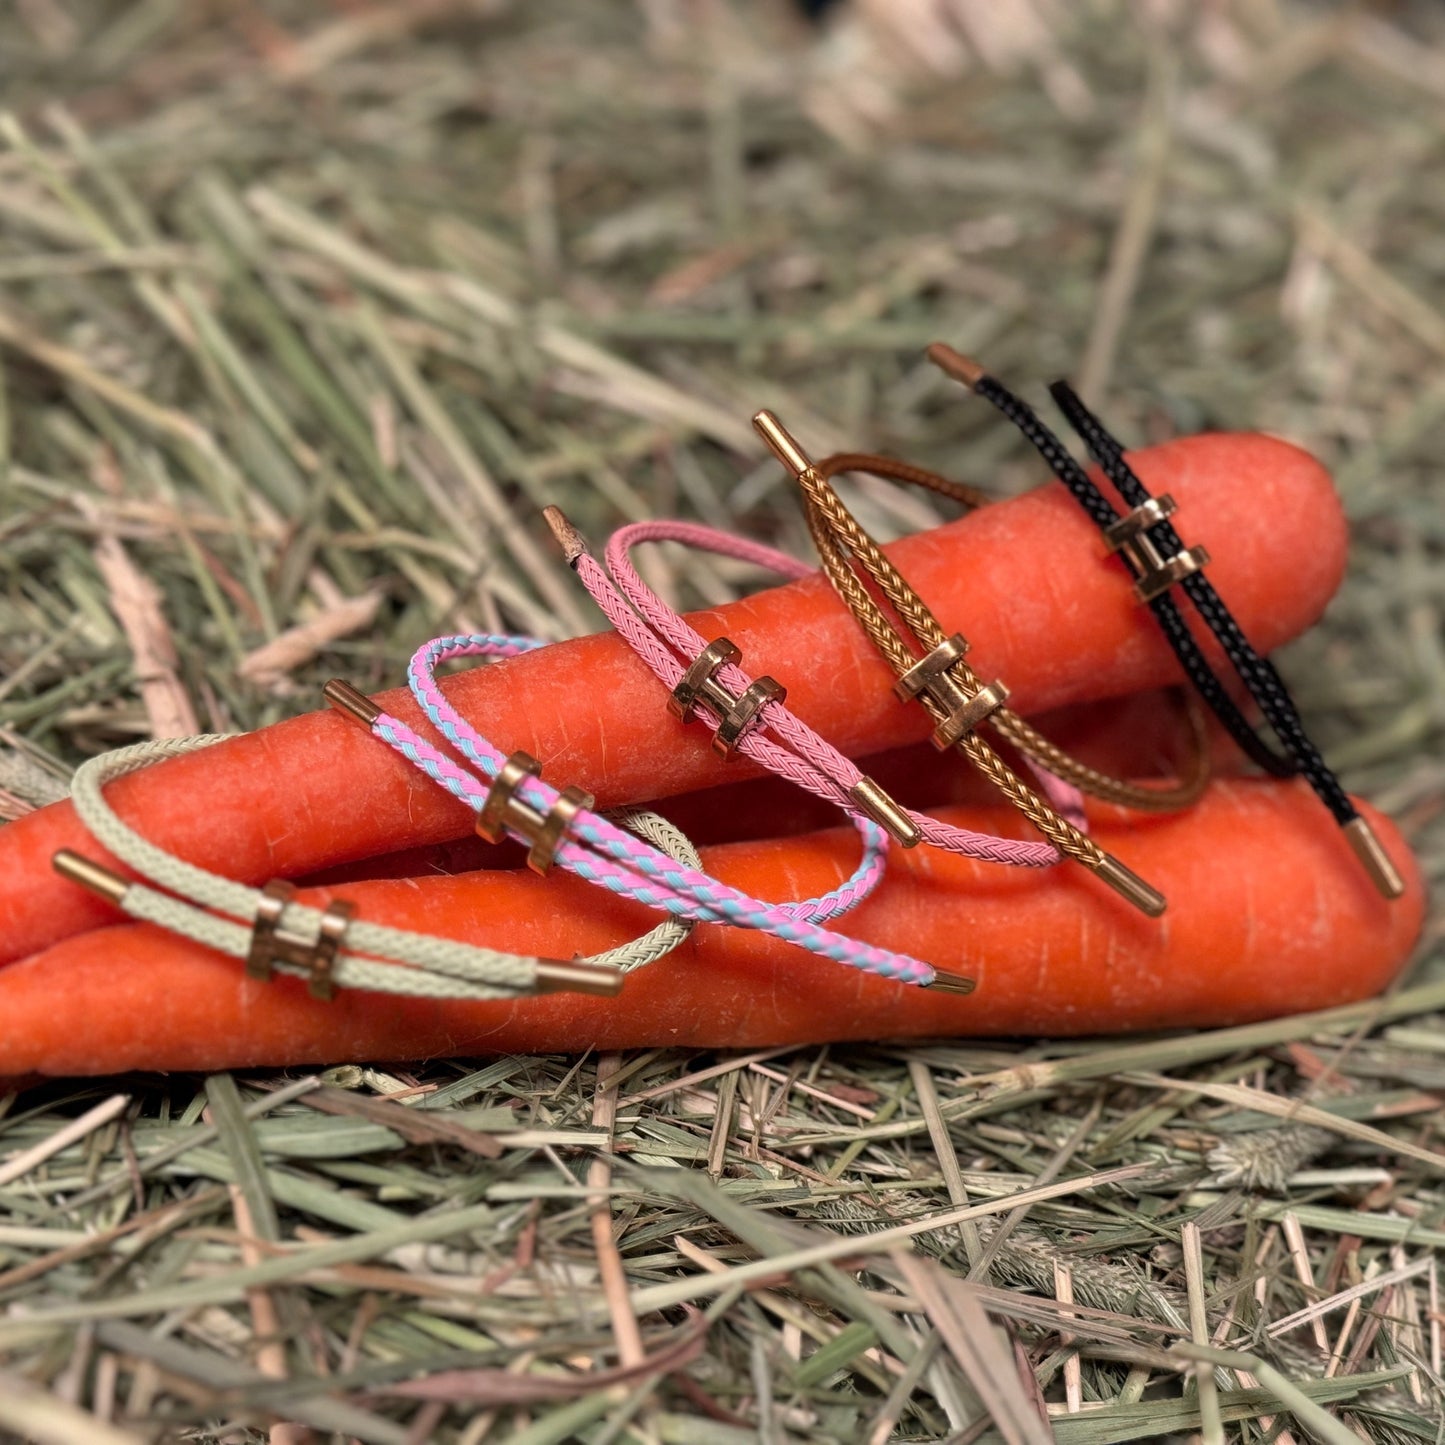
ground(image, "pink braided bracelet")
xmin=330 ymin=636 xmax=976 ymax=992
xmin=548 ymin=510 xmax=1084 ymax=871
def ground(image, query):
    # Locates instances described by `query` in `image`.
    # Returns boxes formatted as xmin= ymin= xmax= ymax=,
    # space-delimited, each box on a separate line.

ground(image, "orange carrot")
xmin=299 ymin=688 xmax=1225 ymax=886
xmin=0 ymin=432 xmax=1348 ymax=965
xmin=0 ymin=783 xmax=1419 ymax=1077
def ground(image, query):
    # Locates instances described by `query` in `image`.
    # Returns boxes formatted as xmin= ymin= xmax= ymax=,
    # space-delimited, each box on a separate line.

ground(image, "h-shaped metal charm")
xmin=669 ymin=636 xmax=786 ymax=757
xmin=246 ymin=878 xmax=354 ymax=1000
xmin=893 ymin=634 xmax=1010 ymax=751
xmin=476 ymin=751 xmax=594 ymax=874
xmin=1102 ymin=495 xmax=1210 ymax=603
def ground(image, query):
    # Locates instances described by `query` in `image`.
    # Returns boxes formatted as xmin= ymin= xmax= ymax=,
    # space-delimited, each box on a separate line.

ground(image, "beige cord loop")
xmin=754 ymin=416 xmax=1190 ymax=918
xmin=58 ymin=736 xmax=702 ymax=999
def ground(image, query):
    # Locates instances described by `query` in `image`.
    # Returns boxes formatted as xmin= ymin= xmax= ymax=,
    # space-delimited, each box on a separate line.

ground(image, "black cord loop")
xmin=971 ymin=373 xmax=1295 ymax=778
xmin=928 ymin=345 xmax=1405 ymax=899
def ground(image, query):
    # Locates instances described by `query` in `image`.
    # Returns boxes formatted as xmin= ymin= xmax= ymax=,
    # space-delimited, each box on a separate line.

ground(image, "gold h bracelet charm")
xmin=893 ymin=634 xmax=1010 ymax=751
xmin=246 ymin=879 xmax=354 ymax=1000
xmin=476 ymin=752 xmax=594 ymax=875
xmin=669 ymin=637 xmax=786 ymax=757
xmin=1102 ymin=495 xmax=1209 ymax=603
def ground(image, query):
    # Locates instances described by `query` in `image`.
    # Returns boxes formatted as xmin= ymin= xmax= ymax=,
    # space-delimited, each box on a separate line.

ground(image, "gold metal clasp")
xmin=753 ymin=409 xmax=815 ymax=478
xmin=847 ymin=777 xmax=922 ymax=847
xmin=476 ymin=751 xmax=594 ymax=875
xmin=893 ymin=634 xmax=1010 ymax=751
xmin=922 ymin=968 xmax=977 ymax=995
xmin=246 ymin=879 xmax=355 ymax=1000
xmin=53 ymin=849 xmax=130 ymax=905
xmin=1343 ymin=817 xmax=1406 ymax=900
xmin=324 ymin=678 xmax=382 ymax=727
xmin=541 ymin=504 xmax=588 ymax=566
xmin=534 ymin=958 xmax=626 ymax=997
xmin=1102 ymin=495 xmax=1210 ymax=603
xmin=669 ymin=636 xmax=787 ymax=757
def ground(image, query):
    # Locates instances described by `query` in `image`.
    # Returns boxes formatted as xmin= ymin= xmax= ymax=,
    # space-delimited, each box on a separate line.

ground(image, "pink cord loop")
xmin=563 ymin=514 xmax=1073 ymax=871
xmin=348 ymin=632 xmax=967 ymax=989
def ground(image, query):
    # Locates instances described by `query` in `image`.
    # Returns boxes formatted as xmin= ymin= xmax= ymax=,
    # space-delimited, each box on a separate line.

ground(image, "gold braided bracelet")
xmin=755 ymin=412 xmax=1209 ymax=918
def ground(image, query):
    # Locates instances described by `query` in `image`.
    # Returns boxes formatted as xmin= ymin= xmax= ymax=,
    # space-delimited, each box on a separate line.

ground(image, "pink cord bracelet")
xmin=328 ymin=636 xmax=975 ymax=993
xmin=547 ymin=509 xmax=1084 ymax=871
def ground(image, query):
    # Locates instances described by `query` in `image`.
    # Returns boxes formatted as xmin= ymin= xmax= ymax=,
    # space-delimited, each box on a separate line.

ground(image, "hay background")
xmin=0 ymin=2 xmax=1442 ymax=1440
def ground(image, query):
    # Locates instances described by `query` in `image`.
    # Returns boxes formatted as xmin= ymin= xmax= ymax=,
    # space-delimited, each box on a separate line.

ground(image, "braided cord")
xmin=123 ymin=884 xmax=524 ymax=1001
xmin=590 ymin=517 xmax=1062 ymax=869
xmin=66 ymin=736 xmax=697 ymax=993
xmin=391 ymin=637 xmax=942 ymax=986
xmin=411 ymin=632 xmax=887 ymax=921
xmin=969 ymin=372 xmax=1295 ymax=780
xmin=824 ymin=455 xmax=1207 ymax=811
xmin=798 ymin=467 xmax=1102 ymax=866
xmin=1048 ymin=381 xmax=1355 ymax=823
xmin=571 ymin=546 xmax=895 ymax=898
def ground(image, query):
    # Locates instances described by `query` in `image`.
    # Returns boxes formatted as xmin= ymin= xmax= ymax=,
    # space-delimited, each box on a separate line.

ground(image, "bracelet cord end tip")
xmin=752 ymin=409 xmax=813 ymax=478
xmin=542 ymin=505 xmax=588 ymax=565
xmin=923 ymin=968 xmax=977 ymax=995
xmin=1343 ymin=817 xmax=1406 ymax=900
xmin=1092 ymin=853 xmax=1167 ymax=918
xmin=534 ymin=958 xmax=625 ymax=997
xmin=926 ymin=343 xmax=987 ymax=389
xmin=848 ymin=777 xmax=922 ymax=847
xmin=53 ymin=849 xmax=130 ymax=905
xmin=324 ymin=678 xmax=382 ymax=727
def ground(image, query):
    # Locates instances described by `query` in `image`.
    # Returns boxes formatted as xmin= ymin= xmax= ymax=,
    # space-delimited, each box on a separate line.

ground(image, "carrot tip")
xmin=1343 ymin=817 xmax=1407 ymax=899
xmin=542 ymin=505 xmax=588 ymax=565
xmin=926 ymin=342 xmax=987 ymax=388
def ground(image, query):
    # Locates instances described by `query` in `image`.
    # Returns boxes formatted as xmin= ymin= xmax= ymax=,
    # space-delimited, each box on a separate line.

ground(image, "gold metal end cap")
xmin=1091 ymin=854 xmax=1167 ymax=918
xmin=752 ymin=410 xmax=814 ymax=478
xmin=542 ymin=505 xmax=588 ymax=565
xmin=923 ymin=968 xmax=977 ymax=995
xmin=848 ymin=777 xmax=922 ymax=848
xmin=323 ymin=679 xmax=382 ymax=727
xmin=534 ymin=958 xmax=625 ymax=997
xmin=53 ymin=849 xmax=130 ymax=905
xmin=1343 ymin=817 xmax=1406 ymax=900
xmin=925 ymin=343 xmax=987 ymax=389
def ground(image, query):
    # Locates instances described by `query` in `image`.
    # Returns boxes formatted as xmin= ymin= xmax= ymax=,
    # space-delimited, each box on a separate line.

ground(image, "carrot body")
xmin=0 ymin=784 xmax=1419 ymax=1076
xmin=302 ymin=689 xmax=1223 ymax=885
xmin=0 ymin=433 xmax=1347 ymax=965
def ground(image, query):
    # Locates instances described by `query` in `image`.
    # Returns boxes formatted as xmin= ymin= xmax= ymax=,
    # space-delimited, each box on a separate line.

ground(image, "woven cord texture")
xmin=386 ymin=665 xmax=936 ymax=983
xmin=977 ymin=373 xmax=1298 ymax=779
xmin=70 ymin=734 xmax=697 ymax=991
xmin=410 ymin=632 xmax=890 ymax=926
xmin=800 ymin=461 xmax=1107 ymax=867
xmin=1050 ymin=382 xmax=1355 ymax=823
xmin=797 ymin=468 xmax=1069 ymax=861
xmin=125 ymin=886 xmax=521 ymax=1001
xmin=805 ymin=455 xmax=1187 ymax=840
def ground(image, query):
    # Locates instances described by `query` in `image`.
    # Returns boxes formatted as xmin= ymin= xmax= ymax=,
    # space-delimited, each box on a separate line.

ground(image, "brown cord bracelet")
xmin=754 ymin=411 xmax=1210 ymax=918
xmin=806 ymin=450 xmax=1211 ymax=814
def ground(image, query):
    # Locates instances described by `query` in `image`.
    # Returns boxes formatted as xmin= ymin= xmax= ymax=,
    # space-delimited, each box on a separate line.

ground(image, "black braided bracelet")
xmin=926 ymin=343 xmax=1404 ymax=901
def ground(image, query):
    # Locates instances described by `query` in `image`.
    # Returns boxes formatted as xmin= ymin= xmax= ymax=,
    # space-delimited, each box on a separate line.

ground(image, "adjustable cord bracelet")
xmin=802 ymin=446 xmax=1210 ymax=815
xmin=754 ymin=410 xmax=1173 ymax=918
xmin=551 ymin=510 xmax=916 ymax=851
xmin=552 ymin=508 xmax=1083 ymax=875
xmin=54 ymin=736 xmax=659 ymax=1000
xmin=927 ymin=343 xmax=1403 ymax=901
xmin=330 ymin=636 xmax=972 ymax=992
xmin=403 ymin=632 xmax=885 ymax=929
